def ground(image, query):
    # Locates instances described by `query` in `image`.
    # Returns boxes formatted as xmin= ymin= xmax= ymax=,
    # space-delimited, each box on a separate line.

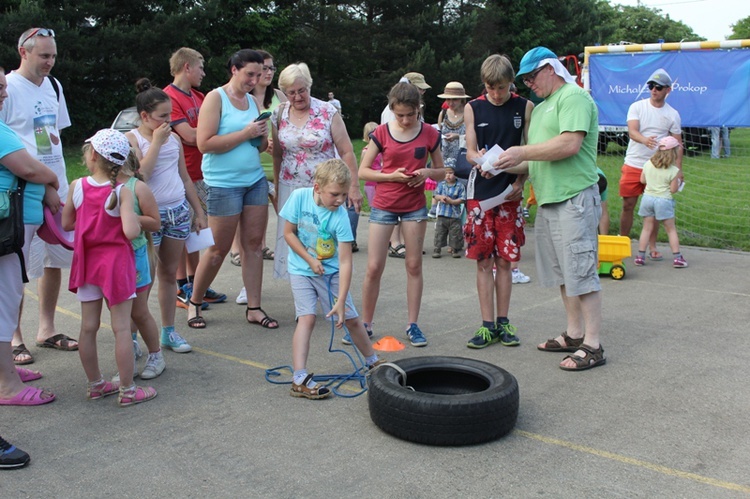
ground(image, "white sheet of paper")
xmin=185 ymin=227 xmax=215 ymax=253
xmin=478 ymin=185 xmax=514 ymax=212
xmin=477 ymin=144 xmax=505 ymax=177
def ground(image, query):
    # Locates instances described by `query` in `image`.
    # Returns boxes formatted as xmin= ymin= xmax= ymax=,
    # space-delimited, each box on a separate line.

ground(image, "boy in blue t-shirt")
xmin=278 ymin=159 xmax=382 ymax=400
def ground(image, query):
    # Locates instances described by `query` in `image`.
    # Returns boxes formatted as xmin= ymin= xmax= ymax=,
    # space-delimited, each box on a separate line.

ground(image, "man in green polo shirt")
xmin=495 ymin=47 xmax=605 ymax=371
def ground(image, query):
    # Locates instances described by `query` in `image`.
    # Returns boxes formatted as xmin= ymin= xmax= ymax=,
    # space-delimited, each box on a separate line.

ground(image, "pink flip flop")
xmin=0 ymin=386 xmax=56 ymax=406
xmin=16 ymin=367 xmax=43 ymax=382
xmin=37 ymin=203 xmax=74 ymax=250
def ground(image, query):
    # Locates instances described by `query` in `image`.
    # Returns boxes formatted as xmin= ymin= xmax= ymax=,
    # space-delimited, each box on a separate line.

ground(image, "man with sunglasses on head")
xmin=0 ymin=27 xmax=77 ymax=365
xmin=619 ymin=68 xmax=683 ymax=260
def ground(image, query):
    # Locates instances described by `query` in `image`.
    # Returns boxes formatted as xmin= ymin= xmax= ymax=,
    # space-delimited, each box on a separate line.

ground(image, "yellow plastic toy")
xmin=597 ymin=235 xmax=632 ymax=280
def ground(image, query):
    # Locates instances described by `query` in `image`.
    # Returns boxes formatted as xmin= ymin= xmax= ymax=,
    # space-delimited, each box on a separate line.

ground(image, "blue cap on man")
xmin=517 ymin=47 xmax=558 ymax=76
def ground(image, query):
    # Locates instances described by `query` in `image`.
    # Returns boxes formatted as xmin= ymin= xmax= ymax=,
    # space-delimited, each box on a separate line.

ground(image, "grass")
xmin=590 ymin=128 xmax=750 ymax=251
xmin=65 ymin=130 xmax=748 ymax=251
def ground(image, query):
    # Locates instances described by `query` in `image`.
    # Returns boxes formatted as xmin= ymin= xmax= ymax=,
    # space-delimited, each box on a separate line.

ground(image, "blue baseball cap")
xmin=518 ymin=47 xmax=558 ymax=76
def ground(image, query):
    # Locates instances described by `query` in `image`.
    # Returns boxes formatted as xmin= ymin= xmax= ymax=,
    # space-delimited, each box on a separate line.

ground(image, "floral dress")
xmin=272 ymin=97 xmax=340 ymax=280
xmin=274 ymin=97 xmax=338 ymax=187
xmin=440 ymin=113 xmax=465 ymax=167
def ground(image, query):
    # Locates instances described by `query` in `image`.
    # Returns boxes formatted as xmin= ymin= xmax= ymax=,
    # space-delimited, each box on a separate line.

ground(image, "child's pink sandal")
xmin=118 ymin=384 xmax=157 ymax=407
xmin=87 ymin=377 xmax=120 ymax=400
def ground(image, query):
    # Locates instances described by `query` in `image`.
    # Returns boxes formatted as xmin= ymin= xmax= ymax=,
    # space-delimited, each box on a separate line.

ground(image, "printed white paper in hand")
xmin=478 ymin=185 xmax=514 ymax=212
xmin=185 ymin=227 xmax=214 ymax=253
xmin=478 ymin=144 xmax=505 ymax=177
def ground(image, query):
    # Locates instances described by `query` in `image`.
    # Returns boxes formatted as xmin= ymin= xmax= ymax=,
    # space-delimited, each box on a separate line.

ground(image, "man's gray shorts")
xmin=534 ymin=184 xmax=602 ymax=296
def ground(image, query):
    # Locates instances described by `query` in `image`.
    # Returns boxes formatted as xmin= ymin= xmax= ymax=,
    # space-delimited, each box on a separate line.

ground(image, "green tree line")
xmin=1 ymin=0 xmax=721 ymax=143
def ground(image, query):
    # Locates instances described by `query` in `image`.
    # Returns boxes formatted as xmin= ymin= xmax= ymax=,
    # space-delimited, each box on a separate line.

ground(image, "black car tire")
xmin=367 ymin=356 xmax=519 ymax=446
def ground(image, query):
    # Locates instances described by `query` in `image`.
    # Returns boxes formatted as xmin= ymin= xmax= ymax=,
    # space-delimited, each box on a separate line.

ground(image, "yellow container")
xmin=597 ymin=235 xmax=632 ymax=280
xmin=598 ymin=235 xmax=632 ymax=263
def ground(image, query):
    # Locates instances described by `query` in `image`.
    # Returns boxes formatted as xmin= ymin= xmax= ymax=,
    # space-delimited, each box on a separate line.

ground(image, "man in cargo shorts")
xmin=619 ymin=68 xmax=683 ymax=260
xmin=496 ymin=47 xmax=605 ymax=371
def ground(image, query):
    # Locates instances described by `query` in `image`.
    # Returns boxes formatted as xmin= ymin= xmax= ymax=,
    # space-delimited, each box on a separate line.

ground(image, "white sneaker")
xmin=236 ymin=286 xmax=248 ymax=305
xmin=112 ymin=366 xmax=138 ymax=385
xmin=512 ymin=269 xmax=531 ymax=284
xmin=140 ymin=353 xmax=166 ymax=380
xmin=133 ymin=338 xmax=143 ymax=360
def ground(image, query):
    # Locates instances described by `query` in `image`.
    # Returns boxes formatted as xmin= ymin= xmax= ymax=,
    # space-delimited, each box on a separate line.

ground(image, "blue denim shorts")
xmin=638 ymin=194 xmax=675 ymax=221
xmin=369 ymin=206 xmax=428 ymax=225
xmin=206 ymin=177 xmax=269 ymax=217
xmin=152 ymin=199 xmax=191 ymax=246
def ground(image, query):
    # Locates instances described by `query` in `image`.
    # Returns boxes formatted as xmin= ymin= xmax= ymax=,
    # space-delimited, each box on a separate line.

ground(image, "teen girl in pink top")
xmin=358 ymin=82 xmax=445 ymax=348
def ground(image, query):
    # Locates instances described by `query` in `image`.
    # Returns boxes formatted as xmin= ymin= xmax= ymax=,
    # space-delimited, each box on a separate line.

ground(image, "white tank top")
xmin=131 ymin=129 xmax=185 ymax=207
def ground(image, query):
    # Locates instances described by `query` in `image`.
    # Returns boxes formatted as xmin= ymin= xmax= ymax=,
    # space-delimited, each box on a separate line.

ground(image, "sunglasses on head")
xmin=20 ymin=28 xmax=55 ymax=47
xmin=648 ymin=82 xmax=665 ymax=91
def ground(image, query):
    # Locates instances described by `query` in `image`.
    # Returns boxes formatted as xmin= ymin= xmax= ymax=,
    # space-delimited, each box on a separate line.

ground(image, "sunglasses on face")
xmin=522 ymin=65 xmax=547 ymax=86
xmin=648 ymin=82 xmax=665 ymax=91
xmin=20 ymin=28 xmax=55 ymax=47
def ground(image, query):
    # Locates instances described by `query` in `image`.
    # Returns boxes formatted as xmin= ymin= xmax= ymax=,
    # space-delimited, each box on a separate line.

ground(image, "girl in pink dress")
xmin=62 ymin=129 xmax=157 ymax=407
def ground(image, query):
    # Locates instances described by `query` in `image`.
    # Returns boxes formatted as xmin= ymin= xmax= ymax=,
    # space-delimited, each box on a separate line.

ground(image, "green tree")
xmin=1 ymin=0 xmax=203 ymax=142
xmin=271 ymin=0 xmax=482 ymax=129
xmin=0 ymin=0 xmax=711 ymax=142
xmin=605 ymin=5 xmax=703 ymax=44
xmin=728 ymin=16 xmax=750 ymax=40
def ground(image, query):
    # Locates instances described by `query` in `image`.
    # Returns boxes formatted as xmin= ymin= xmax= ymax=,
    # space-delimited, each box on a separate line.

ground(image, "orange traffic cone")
xmin=373 ymin=335 xmax=405 ymax=352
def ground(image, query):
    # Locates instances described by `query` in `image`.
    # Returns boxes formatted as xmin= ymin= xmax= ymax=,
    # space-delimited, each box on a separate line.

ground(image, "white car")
xmin=111 ymin=106 xmax=139 ymax=132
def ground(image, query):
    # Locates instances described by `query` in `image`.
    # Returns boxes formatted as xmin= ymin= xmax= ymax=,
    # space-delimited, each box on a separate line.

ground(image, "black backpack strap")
xmin=15 ymin=179 xmax=28 ymax=283
xmin=17 ymin=247 xmax=28 ymax=283
xmin=47 ymin=75 xmax=60 ymax=102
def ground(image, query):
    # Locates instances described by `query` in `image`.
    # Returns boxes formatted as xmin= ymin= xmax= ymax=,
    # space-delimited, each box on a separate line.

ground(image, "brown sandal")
xmin=290 ymin=374 xmax=331 ymax=399
xmin=12 ymin=344 xmax=34 ymax=365
xmin=537 ymin=332 xmax=584 ymax=352
xmin=35 ymin=333 xmax=78 ymax=351
xmin=560 ymin=344 xmax=606 ymax=371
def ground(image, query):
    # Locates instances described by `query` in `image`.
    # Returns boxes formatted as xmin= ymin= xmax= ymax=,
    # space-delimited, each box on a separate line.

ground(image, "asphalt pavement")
xmin=4 ymin=213 xmax=750 ymax=498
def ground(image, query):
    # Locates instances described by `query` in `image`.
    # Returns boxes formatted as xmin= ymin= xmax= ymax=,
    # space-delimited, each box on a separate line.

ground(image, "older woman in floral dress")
xmin=271 ymin=62 xmax=361 ymax=279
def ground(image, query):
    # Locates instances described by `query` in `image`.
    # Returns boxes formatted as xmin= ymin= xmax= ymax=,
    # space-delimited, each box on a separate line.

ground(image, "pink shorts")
xmin=464 ymin=199 xmax=525 ymax=262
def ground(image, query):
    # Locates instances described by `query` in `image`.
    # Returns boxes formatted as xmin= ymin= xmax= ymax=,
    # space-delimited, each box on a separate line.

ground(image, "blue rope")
xmin=264 ymin=273 xmax=369 ymax=398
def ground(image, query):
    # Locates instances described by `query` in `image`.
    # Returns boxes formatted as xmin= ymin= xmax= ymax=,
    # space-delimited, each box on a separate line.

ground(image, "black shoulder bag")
xmin=0 ymin=179 xmax=28 ymax=283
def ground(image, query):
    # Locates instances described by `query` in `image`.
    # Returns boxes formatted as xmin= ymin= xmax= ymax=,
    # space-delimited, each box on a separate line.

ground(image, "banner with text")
xmin=590 ymin=49 xmax=750 ymax=127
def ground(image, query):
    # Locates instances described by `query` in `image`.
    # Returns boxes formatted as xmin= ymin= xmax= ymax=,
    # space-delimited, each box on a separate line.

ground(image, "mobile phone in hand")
xmin=255 ymin=111 xmax=272 ymax=122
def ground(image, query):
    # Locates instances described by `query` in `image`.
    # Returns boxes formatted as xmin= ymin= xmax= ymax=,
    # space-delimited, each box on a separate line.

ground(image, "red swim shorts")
xmin=463 ymin=199 xmax=525 ymax=262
